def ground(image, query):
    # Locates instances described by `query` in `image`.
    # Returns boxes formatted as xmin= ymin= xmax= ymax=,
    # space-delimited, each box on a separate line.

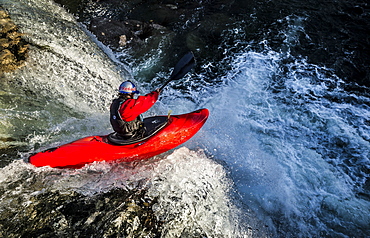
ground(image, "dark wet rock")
xmin=57 ymin=0 xmax=370 ymax=91
xmin=0 ymin=7 xmax=28 ymax=73
xmin=0 ymin=188 xmax=161 ymax=237
xmin=89 ymin=17 xmax=167 ymax=50
xmin=52 ymin=0 xmax=85 ymax=14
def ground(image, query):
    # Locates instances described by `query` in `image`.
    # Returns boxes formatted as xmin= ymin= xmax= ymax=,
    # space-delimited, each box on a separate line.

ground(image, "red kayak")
xmin=29 ymin=109 xmax=209 ymax=168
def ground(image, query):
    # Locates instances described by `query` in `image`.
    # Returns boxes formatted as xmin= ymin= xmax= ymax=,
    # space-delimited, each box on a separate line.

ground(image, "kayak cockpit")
xmin=107 ymin=116 xmax=169 ymax=145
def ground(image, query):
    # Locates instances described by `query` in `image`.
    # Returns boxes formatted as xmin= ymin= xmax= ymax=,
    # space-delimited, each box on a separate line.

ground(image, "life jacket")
xmin=110 ymin=97 xmax=143 ymax=138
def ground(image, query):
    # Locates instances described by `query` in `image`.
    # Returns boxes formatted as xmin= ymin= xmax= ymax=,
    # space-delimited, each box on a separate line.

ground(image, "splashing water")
xmin=198 ymin=49 xmax=370 ymax=236
xmin=0 ymin=148 xmax=258 ymax=237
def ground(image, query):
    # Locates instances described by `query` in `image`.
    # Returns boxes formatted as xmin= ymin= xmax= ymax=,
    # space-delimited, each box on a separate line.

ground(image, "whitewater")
xmin=1 ymin=0 xmax=369 ymax=237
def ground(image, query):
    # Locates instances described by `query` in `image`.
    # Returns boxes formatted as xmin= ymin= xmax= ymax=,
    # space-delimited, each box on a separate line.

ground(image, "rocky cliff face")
xmin=0 ymin=7 xmax=28 ymax=73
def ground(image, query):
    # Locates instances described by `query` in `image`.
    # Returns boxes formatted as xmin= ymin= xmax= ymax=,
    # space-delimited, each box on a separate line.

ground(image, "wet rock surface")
xmin=0 ymin=188 xmax=161 ymax=237
xmin=89 ymin=17 xmax=167 ymax=50
xmin=55 ymin=0 xmax=370 ymax=91
xmin=56 ymin=0 xmax=235 ymax=63
xmin=0 ymin=7 xmax=28 ymax=73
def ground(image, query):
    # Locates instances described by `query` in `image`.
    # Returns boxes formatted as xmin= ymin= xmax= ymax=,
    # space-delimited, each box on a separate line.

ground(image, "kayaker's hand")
xmin=155 ymin=88 xmax=161 ymax=94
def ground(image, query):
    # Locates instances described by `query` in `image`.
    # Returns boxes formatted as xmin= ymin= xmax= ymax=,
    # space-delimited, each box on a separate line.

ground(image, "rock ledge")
xmin=0 ymin=7 xmax=28 ymax=73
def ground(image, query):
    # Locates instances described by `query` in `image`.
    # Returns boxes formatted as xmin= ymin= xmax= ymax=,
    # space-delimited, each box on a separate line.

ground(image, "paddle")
xmin=158 ymin=51 xmax=196 ymax=92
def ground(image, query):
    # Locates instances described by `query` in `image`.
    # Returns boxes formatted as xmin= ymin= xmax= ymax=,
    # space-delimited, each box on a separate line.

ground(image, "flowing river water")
xmin=1 ymin=0 xmax=369 ymax=237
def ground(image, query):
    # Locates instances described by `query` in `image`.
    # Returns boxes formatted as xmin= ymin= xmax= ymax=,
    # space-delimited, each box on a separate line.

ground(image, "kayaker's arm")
xmin=119 ymin=91 xmax=159 ymax=121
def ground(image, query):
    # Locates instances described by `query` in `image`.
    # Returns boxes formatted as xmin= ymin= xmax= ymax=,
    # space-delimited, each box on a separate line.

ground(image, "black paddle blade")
xmin=170 ymin=51 xmax=196 ymax=80
xmin=159 ymin=52 xmax=196 ymax=91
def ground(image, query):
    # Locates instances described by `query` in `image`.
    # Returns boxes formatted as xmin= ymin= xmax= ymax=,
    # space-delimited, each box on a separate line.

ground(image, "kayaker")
xmin=110 ymin=80 xmax=160 ymax=140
